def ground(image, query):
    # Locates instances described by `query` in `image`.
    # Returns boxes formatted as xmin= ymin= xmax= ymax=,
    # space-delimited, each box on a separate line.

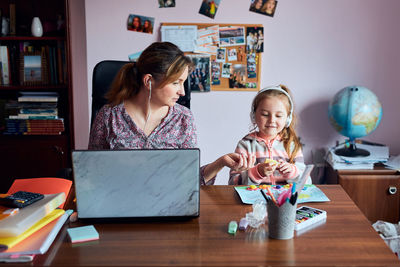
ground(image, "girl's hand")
xmin=257 ymin=162 xmax=278 ymax=177
xmin=276 ymin=160 xmax=293 ymax=174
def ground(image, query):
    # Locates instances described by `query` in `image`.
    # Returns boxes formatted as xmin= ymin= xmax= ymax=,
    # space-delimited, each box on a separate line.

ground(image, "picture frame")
xmin=20 ymin=52 xmax=48 ymax=85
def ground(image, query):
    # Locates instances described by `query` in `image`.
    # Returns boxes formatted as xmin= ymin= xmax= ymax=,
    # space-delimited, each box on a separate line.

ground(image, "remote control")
xmin=0 ymin=191 xmax=44 ymax=209
xmin=295 ymin=206 xmax=327 ymax=231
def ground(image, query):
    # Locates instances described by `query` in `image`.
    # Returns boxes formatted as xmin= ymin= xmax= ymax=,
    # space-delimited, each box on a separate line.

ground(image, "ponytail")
xmin=106 ymin=63 xmax=141 ymax=106
xmin=105 ymin=42 xmax=193 ymax=106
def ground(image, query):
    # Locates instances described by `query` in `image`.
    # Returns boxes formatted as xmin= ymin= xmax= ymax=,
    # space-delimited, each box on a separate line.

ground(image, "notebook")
xmin=72 ymin=149 xmax=200 ymax=220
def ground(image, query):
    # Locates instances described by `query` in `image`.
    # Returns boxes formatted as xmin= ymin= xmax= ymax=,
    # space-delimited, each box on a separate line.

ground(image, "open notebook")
xmin=72 ymin=149 xmax=200 ymax=220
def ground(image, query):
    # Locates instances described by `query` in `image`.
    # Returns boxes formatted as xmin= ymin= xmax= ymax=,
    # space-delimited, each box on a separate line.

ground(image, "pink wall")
xmin=71 ymin=0 xmax=400 ymax=184
xmin=69 ymin=0 xmax=89 ymax=149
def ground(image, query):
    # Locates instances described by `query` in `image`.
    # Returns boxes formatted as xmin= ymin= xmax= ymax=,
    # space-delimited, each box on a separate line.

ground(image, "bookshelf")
xmin=0 ymin=0 xmax=73 ymax=192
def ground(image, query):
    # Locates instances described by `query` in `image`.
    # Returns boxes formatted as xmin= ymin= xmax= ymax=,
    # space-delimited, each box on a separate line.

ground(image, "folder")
xmin=0 ymin=192 xmax=65 ymax=237
xmin=0 ymin=209 xmax=72 ymax=257
xmin=6 ymin=178 xmax=72 ymax=209
xmin=0 ymin=209 xmax=64 ymax=250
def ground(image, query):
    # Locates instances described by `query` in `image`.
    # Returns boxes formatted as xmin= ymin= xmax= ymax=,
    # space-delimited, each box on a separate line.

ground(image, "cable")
xmin=143 ymin=80 xmax=152 ymax=134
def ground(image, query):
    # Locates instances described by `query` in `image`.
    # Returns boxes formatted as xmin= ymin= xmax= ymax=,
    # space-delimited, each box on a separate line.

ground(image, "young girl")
xmin=229 ymin=85 xmax=309 ymax=185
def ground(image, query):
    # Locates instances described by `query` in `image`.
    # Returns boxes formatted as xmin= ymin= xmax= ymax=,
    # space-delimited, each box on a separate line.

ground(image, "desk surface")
xmin=34 ymin=185 xmax=399 ymax=266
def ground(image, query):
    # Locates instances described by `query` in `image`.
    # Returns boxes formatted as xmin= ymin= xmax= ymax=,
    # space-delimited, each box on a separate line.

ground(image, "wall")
xmin=72 ymin=0 xmax=400 ymax=184
xmin=69 ymin=0 xmax=89 ymax=149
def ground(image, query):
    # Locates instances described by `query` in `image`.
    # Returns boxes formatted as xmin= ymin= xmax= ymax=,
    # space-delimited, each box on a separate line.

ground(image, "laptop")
xmin=71 ymin=149 xmax=200 ymax=220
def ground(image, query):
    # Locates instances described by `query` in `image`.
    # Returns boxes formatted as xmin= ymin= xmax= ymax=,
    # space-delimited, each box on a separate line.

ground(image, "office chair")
xmin=91 ymin=60 xmax=191 ymax=126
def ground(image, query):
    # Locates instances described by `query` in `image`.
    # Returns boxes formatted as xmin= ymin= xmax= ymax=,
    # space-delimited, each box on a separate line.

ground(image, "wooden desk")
xmin=32 ymin=185 xmax=399 ymax=266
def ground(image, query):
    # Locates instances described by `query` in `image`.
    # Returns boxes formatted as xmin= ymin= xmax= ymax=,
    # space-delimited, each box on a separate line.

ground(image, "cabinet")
xmin=339 ymin=174 xmax=400 ymax=223
xmin=0 ymin=0 xmax=73 ymax=192
xmin=325 ymin=163 xmax=400 ymax=223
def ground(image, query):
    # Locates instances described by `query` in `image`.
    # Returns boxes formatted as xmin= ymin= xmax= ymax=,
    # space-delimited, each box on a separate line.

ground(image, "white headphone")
xmin=251 ymin=85 xmax=293 ymax=128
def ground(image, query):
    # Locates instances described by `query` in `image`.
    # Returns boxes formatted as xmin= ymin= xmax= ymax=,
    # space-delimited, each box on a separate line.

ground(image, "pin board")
xmin=161 ymin=22 xmax=263 ymax=92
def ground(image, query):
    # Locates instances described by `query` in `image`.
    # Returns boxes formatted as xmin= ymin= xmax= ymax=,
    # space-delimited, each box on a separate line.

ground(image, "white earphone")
xmin=251 ymin=85 xmax=293 ymax=128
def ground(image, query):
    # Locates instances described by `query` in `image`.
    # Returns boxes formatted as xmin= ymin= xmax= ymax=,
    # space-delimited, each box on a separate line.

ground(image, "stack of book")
xmin=327 ymin=142 xmax=389 ymax=170
xmin=3 ymin=92 xmax=64 ymax=135
xmin=0 ymin=178 xmax=72 ymax=263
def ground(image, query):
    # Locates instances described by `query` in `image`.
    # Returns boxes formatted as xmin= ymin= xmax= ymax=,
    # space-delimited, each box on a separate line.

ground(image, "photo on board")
xmin=247 ymin=53 xmax=257 ymax=78
xmin=211 ymin=60 xmax=221 ymax=85
xmin=221 ymin=63 xmax=232 ymax=78
xmin=246 ymin=27 xmax=264 ymax=53
xmin=158 ymin=0 xmax=175 ymax=8
xmin=229 ymin=64 xmax=247 ymax=89
xmin=127 ymin=14 xmax=155 ymax=34
xmin=227 ymin=48 xmax=237 ymax=61
xmin=216 ymin=47 xmax=226 ymax=63
xmin=187 ymin=54 xmax=210 ymax=92
xmin=199 ymin=0 xmax=221 ymax=19
xmin=249 ymin=0 xmax=278 ymax=17
xmin=219 ymin=26 xmax=245 ymax=47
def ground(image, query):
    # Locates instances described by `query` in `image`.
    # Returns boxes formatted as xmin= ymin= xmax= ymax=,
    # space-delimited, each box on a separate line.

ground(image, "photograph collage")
xmin=161 ymin=24 xmax=263 ymax=92
xmin=127 ymin=0 xmax=274 ymax=91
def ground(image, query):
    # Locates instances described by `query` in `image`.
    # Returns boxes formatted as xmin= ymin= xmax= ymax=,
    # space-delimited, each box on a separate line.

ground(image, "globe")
xmin=328 ymin=85 xmax=382 ymax=157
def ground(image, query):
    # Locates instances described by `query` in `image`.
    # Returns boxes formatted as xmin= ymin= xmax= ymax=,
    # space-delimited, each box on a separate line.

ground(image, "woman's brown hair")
xmin=106 ymin=42 xmax=193 ymax=106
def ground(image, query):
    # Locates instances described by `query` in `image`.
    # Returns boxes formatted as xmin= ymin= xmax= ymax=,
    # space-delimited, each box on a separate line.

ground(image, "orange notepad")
xmin=6 ymin=178 xmax=72 ymax=209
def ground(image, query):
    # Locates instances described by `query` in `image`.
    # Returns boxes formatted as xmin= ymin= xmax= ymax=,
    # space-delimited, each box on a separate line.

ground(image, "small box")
xmin=295 ymin=206 xmax=327 ymax=231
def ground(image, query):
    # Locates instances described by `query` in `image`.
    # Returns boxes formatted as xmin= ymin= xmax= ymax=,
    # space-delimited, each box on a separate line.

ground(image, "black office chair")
xmin=91 ymin=60 xmax=191 ymax=126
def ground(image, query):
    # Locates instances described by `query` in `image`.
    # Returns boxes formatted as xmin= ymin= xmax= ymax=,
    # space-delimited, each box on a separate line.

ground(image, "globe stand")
xmin=334 ymin=141 xmax=370 ymax=157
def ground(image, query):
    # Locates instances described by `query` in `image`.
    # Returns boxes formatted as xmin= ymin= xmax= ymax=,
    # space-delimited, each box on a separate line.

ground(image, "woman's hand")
xmin=223 ymin=153 xmax=256 ymax=172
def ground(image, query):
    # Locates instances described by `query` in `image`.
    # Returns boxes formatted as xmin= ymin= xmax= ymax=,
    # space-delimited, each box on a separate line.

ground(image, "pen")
xmin=291 ymin=182 xmax=296 ymax=195
xmin=266 ymin=186 xmax=278 ymax=205
xmin=260 ymin=189 xmax=270 ymax=203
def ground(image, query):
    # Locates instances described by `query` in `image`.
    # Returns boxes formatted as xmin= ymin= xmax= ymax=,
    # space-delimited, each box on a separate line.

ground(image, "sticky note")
xmin=67 ymin=225 xmax=99 ymax=243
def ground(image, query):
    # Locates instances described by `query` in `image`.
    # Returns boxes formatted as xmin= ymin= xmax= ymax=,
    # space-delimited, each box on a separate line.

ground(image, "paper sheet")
xmin=235 ymin=184 xmax=330 ymax=205
xmin=161 ymin=25 xmax=197 ymax=52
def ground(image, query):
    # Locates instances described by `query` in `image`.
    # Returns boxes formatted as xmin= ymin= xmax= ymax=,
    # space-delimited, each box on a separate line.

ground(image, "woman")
xmin=89 ymin=42 xmax=255 ymax=185
xmin=130 ymin=16 xmax=142 ymax=32
xmin=261 ymin=0 xmax=277 ymax=16
xmin=142 ymin=20 xmax=153 ymax=34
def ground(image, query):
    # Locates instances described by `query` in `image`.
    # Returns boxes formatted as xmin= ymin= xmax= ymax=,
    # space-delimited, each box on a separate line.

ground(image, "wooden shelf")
xmin=0 ymin=0 xmax=74 ymax=191
xmin=0 ymin=84 xmax=68 ymax=90
xmin=0 ymin=36 xmax=65 ymax=41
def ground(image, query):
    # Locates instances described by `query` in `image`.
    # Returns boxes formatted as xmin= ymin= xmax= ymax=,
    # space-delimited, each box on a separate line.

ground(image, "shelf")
xmin=0 ymin=134 xmax=68 ymax=140
xmin=0 ymin=36 xmax=66 ymax=41
xmin=0 ymin=85 xmax=68 ymax=90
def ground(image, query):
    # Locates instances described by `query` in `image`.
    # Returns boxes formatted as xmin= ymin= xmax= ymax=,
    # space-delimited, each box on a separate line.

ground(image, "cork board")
xmin=161 ymin=22 xmax=263 ymax=92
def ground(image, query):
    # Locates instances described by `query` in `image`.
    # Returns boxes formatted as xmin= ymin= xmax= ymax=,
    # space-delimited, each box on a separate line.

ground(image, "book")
xmin=17 ymin=96 xmax=58 ymax=103
xmin=0 ymin=193 xmax=65 ymax=237
xmin=0 ymin=209 xmax=64 ymax=250
xmin=9 ymin=3 xmax=16 ymax=36
xmin=0 ymin=210 xmax=72 ymax=257
xmin=0 ymin=46 xmax=10 ymax=85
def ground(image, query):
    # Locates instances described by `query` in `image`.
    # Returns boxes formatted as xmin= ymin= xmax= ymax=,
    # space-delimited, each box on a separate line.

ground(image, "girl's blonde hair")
xmin=250 ymin=84 xmax=302 ymax=163
xmin=106 ymin=42 xmax=193 ymax=106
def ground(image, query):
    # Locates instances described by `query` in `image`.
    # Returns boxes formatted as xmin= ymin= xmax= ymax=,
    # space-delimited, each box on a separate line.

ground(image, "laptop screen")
xmin=72 ymin=149 xmax=200 ymax=219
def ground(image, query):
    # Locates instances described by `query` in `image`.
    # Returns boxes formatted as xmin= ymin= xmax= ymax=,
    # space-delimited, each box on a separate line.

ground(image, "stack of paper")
xmin=0 ymin=178 xmax=73 ymax=262
xmin=327 ymin=143 xmax=389 ymax=170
